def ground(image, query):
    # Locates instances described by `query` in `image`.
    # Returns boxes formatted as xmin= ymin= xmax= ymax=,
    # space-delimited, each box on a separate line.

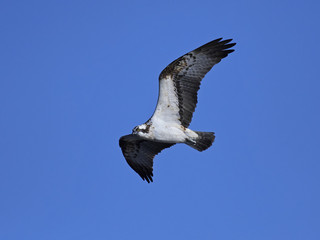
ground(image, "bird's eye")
xmin=132 ymin=126 xmax=139 ymax=133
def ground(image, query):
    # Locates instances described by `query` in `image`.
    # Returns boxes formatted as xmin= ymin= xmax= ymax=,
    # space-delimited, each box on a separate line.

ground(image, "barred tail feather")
xmin=186 ymin=131 xmax=215 ymax=152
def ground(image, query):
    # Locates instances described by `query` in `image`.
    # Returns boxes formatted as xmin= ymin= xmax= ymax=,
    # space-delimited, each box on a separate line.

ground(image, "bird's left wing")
xmin=119 ymin=134 xmax=174 ymax=183
xmin=151 ymin=38 xmax=236 ymax=127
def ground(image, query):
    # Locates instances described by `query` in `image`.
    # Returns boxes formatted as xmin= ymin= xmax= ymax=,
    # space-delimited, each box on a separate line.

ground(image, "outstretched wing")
xmin=119 ymin=134 xmax=174 ymax=183
xmin=151 ymin=38 xmax=236 ymax=127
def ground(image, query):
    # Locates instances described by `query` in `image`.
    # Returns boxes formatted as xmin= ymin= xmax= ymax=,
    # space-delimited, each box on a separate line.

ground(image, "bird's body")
xmin=119 ymin=38 xmax=236 ymax=182
xmin=134 ymin=121 xmax=198 ymax=144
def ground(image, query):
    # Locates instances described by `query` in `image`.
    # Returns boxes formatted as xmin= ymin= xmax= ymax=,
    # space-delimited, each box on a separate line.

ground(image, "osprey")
xmin=119 ymin=38 xmax=236 ymax=183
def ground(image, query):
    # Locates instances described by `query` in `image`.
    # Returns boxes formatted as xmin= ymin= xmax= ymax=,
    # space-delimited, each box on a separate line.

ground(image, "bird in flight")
xmin=119 ymin=38 xmax=236 ymax=183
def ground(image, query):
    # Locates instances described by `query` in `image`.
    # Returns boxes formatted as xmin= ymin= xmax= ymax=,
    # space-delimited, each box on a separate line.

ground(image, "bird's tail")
xmin=185 ymin=131 xmax=215 ymax=152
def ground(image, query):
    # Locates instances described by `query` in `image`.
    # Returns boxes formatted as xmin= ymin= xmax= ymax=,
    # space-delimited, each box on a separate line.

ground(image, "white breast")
xmin=149 ymin=118 xmax=186 ymax=143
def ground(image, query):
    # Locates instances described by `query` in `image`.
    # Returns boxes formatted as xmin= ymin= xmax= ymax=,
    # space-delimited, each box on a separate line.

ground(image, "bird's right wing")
xmin=119 ymin=134 xmax=174 ymax=183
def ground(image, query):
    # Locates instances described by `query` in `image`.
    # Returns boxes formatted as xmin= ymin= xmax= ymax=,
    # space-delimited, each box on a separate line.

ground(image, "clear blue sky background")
xmin=1 ymin=1 xmax=319 ymax=239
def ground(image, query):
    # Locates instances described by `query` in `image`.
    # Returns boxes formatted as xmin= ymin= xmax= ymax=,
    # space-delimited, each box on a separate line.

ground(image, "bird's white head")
xmin=132 ymin=123 xmax=150 ymax=138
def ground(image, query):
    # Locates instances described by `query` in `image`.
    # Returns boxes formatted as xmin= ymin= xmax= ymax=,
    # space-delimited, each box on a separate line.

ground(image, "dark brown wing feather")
xmin=159 ymin=38 xmax=236 ymax=127
xmin=119 ymin=134 xmax=174 ymax=183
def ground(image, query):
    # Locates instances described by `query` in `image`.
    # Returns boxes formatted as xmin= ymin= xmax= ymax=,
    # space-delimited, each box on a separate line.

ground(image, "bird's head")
xmin=132 ymin=123 xmax=150 ymax=137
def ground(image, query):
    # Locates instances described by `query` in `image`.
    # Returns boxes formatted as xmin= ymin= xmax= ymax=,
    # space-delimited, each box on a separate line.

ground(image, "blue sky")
xmin=1 ymin=0 xmax=319 ymax=239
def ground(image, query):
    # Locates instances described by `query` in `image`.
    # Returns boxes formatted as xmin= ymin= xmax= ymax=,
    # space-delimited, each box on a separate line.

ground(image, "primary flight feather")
xmin=119 ymin=38 xmax=236 ymax=183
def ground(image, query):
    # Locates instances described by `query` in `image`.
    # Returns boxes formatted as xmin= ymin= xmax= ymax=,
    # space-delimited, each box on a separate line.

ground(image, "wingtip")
xmin=226 ymin=42 xmax=236 ymax=48
xmin=194 ymin=37 xmax=236 ymax=53
xmin=215 ymin=38 xmax=236 ymax=46
xmin=140 ymin=172 xmax=153 ymax=183
xmin=143 ymin=176 xmax=153 ymax=183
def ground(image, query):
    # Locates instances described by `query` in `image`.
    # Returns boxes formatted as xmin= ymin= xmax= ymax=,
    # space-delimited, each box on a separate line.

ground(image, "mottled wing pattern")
xmin=158 ymin=38 xmax=236 ymax=127
xmin=119 ymin=134 xmax=174 ymax=183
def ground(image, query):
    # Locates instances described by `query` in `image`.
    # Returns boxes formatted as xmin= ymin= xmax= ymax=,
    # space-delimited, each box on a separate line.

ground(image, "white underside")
xmin=152 ymin=75 xmax=194 ymax=143
xmin=136 ymin=76 xmax=198 ymax=143
xmin=151 ymin=76 xmax=181 ymax=125
xmin=150 ymin=119 xmax=198 ymax=143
